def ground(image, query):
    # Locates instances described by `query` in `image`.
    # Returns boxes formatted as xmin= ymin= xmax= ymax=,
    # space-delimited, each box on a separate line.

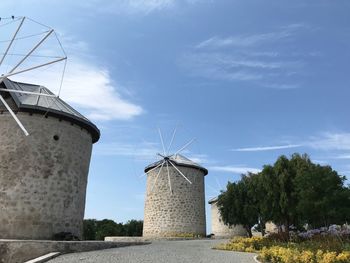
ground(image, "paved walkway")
xmin=48 ymin=239 xmax=256 ymax=263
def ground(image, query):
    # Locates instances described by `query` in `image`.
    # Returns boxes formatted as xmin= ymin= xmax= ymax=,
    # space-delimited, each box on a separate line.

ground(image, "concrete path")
xmin=47 ymin=239 xmax=256 ymax=263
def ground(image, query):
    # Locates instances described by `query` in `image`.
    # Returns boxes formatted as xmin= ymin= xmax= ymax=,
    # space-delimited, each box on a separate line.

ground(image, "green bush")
xmin=83 ymin=219 xmax=143 ymax=240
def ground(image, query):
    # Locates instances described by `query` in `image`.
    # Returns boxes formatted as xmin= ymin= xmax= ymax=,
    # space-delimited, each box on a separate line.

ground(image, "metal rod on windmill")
xmin=167 ymin=126 xmax=177 ymax=154
xmin=0 ymin=17 xmax=67 ymax=136
xmin=169 ymin=160 xmax=192 ymax=184
xmin=0 ymin=16 xmax=25 ymax=66
xmin=8 ymin=29 xmax=54 ymax=74
xmin=0 ymin=94 xmax=29 ymax=136
xmin=174 ymin=138 xmax=196 ymax=156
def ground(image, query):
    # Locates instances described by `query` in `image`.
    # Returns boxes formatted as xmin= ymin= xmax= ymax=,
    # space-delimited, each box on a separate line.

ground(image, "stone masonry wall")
xmin=143 ymin=165 xmax=206 ymax=237
xmin=0 ymin=113 xmax=93 ymax=240
xmin=210 ymin=201 xmax=247 ymax=237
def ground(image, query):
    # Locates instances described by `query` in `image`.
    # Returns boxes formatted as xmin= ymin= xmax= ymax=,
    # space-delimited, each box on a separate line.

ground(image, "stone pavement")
xmin=48 ymin=239 xmax=256 ymax=263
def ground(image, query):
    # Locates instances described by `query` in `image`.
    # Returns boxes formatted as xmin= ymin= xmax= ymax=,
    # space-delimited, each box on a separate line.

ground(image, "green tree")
xmin=95 ymin=219 xmax=125 ymax=240
xmin=83 ymin=219 xmax=97 ymax=240
xmin=124 ymin=220 xmax=143 ymax=236
xmin=293 ymin=158 xmax=350 ymax=228
xmin=218 ymin=175 xmax=260 ymax=237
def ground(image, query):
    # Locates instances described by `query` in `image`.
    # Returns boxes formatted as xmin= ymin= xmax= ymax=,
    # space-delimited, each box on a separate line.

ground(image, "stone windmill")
xmin=0 ymin=16 xmax=100 ymax=240
xmin=143 ymin=129 xmax=208 ymax=238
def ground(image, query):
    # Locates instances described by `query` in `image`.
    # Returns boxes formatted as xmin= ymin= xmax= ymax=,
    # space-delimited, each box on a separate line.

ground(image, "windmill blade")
xmin=166 ymin=161 xmax=172 ymax=193
xmin=167 ymin=125 xmax=177 ymax=154
xmin=0 ymin=94 xmax=29 ymax=136
xmin=8 ymin=29 xmax=54 ymax=74
xmin=140 ymin=160 xmax=165 ymax=178
xmin=0 ymin=56 xmax=67 ymax=83
xmin=0 ymin=16 xmax=25 ymax=67
xmin=174 ymin=138 xmax=196 ymax=156
xmin=158 ymin=128 xmax=166 ymax=156
xmin=0 ymin=88 xmax=57 ymax=98
xmin=169 ymin=160 xmax=192 ymax=184
xmin=157 ymin=153 xmax=165 ymax=158
xmin=151 ymin=161 xmax=165 ymax=192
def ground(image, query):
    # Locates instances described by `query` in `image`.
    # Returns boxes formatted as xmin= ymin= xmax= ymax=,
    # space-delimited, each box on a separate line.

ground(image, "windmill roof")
xmin=144 ymin=154 xmax=208 ymax=175
xmin=0 ymin=78 xmax=100 ymax=143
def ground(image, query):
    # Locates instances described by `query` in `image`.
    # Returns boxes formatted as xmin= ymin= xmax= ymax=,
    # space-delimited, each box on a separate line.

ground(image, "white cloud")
xmin=185 ymin=153 xmax=210 ymax=164
xmin=9 ymin=35 xmax=143 ymax=121
xmin=334 ymin=154 xmax=350 ymax=159
xmin=196 ymin=24 xmax=307 ymax=49
xmin=232 ymin=144 xmax=302 ymax=152
xmin=179 ymin=52 xmax=302 ymax=82
xmin=94 ymin=0 xmax=209 ymax=15
xmin=209 ymin=165 xmax=261 ymax=174
xmin=59 ymin=60 xmax=143 ymax=121
xmin=231 ymin=132 xmax=350 ymax=154
xmin=94 ymin=141 xmax=160 ymax=161
xmin=196 ymin=32 xmax=291 ymax=49
xmin=307 ymin=133 xmax=350 ymax=151
xmin=181 ymin=23 xmax=307 ymax=87
xmin=97 ymin=0 xmax=175 ymax=14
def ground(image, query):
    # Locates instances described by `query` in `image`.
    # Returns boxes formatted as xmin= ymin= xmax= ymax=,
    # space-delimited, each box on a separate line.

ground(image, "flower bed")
xmin=215 ymin=226 xmax=350 ymax=263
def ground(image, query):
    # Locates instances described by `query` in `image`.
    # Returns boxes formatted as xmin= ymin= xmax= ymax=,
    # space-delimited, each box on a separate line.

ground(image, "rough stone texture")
xmin=265 ymin=222 xmax=278 ymax=234
xmin=210 ymin=201 xmax=247 ymax=238
xmin=143 ymin=166 xmax=206 ymax=237
xmin=0 ymin=239 xmax=146 ymax=263
xmin=0 ymin=113 xmax=93 ymax=240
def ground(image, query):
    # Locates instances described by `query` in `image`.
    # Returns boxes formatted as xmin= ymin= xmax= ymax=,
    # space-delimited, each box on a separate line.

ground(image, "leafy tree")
xmin=294 ymin=158 xmax=350 ymax=228
xmin=124 ymin=220 xmax=143 ymax=236
xmin=95 ymin=219 xmax=124 ymax=240
xmin=218 ymin=153 xmax=350 ymax=239
xmin=83 ymin=219 xmax=97 ymax=240
xmin=272 ymin=155 xmax=299 ymax=236
xmin=83 ymin=219 xmax=143 ymax=240
xmin=247 ymin=172 xmax=267 ymax=236
xmin=218 ymin=176 xmax=259 ymax=237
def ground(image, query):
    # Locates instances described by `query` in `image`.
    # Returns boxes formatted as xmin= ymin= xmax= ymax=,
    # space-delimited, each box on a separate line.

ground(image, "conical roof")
xmin=144 ymin=154 xmax=208 ymax=175
xmin=0 ymin=78 xmax=100 ymax=143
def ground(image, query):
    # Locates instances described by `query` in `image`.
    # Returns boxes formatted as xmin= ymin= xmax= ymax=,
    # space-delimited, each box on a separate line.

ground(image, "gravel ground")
xmin=47 ymin=239 xmax=256 ymax=263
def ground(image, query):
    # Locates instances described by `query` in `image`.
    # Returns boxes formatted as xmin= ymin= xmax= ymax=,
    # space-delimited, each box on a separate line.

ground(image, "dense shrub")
xmin=83 ymin=219 xmax=143 ymax=240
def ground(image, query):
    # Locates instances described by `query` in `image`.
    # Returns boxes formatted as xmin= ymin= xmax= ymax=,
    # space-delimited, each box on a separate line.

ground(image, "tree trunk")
xmin=260 ymin=221 xmax=266 ymax=237
xmin=245 ymin=225 xmax=253 ymax=238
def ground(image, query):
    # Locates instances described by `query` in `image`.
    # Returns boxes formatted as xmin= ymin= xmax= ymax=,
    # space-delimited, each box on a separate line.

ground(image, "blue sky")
xmin=1 ymin=0 xmax=350 ymax=233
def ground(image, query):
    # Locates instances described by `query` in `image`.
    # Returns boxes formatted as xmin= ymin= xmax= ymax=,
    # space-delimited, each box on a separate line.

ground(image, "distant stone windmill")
xmin=143 ymin=128 xmax=208 ymax=238
xmin=0 ymin=16 xmax=99 ymax=240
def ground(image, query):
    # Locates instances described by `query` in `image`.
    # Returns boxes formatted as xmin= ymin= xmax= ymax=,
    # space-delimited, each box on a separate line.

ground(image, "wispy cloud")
xmin=94 ymin=141 xmax=160 ymax=161
xmin=196 ymin=24 xmax=307 ymax=49
xmin=97 ymin=0 xmax=175 ymax=14
xmin=307 ymin=133 xmax=350 ymax=151
xmin=94 ymin=0 xmax=209 ymax=15
xmin=180 ymin=52 xmax=302 ymax=82
xmin=180 ymin=23 xmax=307 ymax=87
xmin=333 ymin=154 xmax=350 ymax=160
xmin=231 ymin=132 xmax=350 ymax=155
xmin=232 ymin=144 xmax=302 ymax=152
xmin=209 ymin=165 xmax=261 ymax=174
xmin=185 ymin=153 xmax=210 ymax=164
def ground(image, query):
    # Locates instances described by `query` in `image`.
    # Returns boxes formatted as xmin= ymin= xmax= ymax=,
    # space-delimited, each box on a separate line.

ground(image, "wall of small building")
xmin=143 ymin=166 xmax=206 ymax=237
xmin=0 ymin=113 xmax=93 ymax=240
xmin=210 ymin=201 xmax=247 ymax=238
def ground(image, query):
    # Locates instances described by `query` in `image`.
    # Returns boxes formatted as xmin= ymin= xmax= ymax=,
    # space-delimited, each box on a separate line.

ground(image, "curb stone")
xmin=24 ymin=252 xmax=61 ymax=263
xmin=253 ymin=255 xmax=262 ymax=263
